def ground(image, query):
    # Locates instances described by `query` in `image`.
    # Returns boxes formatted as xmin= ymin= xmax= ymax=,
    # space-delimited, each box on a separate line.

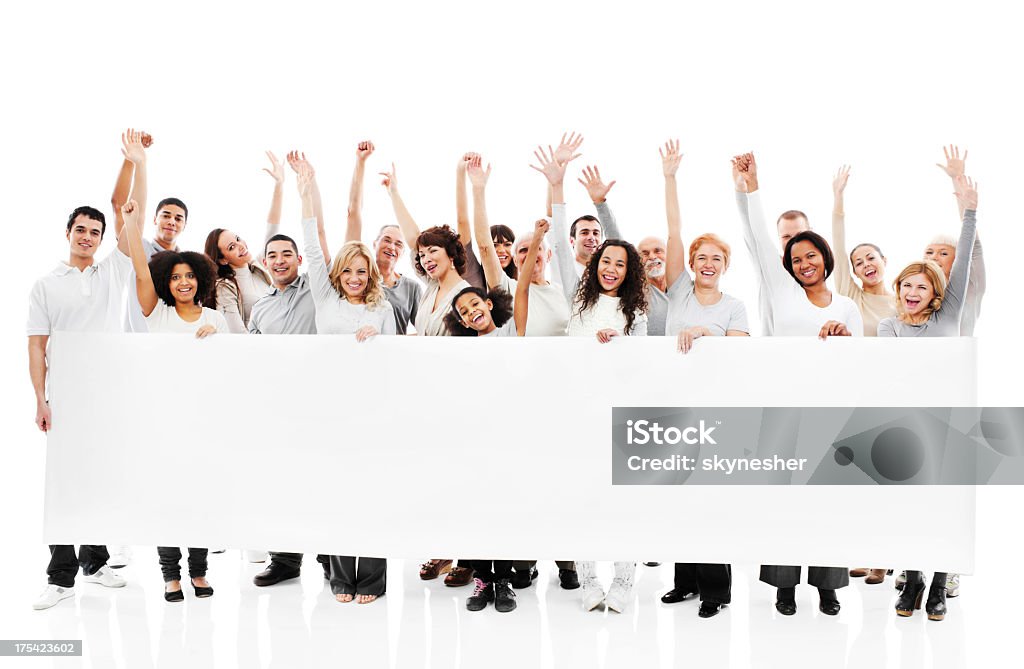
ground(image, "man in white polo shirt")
xmin=27 ymin=199 xmax=142 ymax=609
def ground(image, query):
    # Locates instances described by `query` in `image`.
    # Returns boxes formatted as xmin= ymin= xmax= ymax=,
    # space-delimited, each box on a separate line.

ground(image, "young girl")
xmin=122 ymin=199 xmax=225 ymax=602
xmin=295 ymin=164 xmax=392 ymax=603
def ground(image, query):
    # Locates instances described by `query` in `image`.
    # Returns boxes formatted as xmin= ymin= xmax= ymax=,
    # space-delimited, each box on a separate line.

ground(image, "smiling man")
xmin=27 ymin=199 xmax=139 ymax=609
xmin=637 ymin=236 xmax=669 ymax=336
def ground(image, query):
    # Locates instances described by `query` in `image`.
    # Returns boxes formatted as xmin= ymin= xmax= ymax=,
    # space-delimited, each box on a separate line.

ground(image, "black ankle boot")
xmin=895 ymin=576 xmax=926 ymax=617
xmin=925 ymin=583 xmax=947 ymax=621
xmin=818 ymin=588 xmax=841 ymax=616
xmin=775 ymin=587 xmax=796 ymax=616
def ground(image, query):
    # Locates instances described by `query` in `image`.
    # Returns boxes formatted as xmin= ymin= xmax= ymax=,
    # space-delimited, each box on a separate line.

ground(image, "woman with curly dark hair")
xmin=379 ymin=163 xmax=471 ymax=339
xmin=121 ymin=198 xmax=224 ymax=603
xmin=566 ymin=239 xmax=649 ymax=339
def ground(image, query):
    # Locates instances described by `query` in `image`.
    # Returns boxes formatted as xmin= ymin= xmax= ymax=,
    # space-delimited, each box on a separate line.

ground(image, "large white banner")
xmin=45 ymin=334 xmax=977 ymax=573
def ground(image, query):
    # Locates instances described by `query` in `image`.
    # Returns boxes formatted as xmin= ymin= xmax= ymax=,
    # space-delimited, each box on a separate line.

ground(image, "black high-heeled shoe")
xmin=895 ymin=578 xmax=925 ymax=617
xmin=164 ymin=584 xmax=184 ymax=602
xmin=191 ymin=578 xmax=214 ymax=598
xmin=925 ymin=584 xmax=947 ymax=621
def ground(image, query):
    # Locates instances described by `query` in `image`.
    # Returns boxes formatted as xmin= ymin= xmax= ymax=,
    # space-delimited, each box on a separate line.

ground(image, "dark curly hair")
xmin=783 ymin=230 xmax=835 ymax=284
xmin=203 ymin=228 xmax=242 ymax=298
xmin=413 ymin=225 xmax=466 ymax=278
xmin=573 ymin=239 xmax=648 ymax=335
xmin=148 ymin=250 xmax=218 ymax=308
xmin=444 ymin=286 xmax=514 ymax=336
xmin=491 ymin=224 xmax=518 ymax=280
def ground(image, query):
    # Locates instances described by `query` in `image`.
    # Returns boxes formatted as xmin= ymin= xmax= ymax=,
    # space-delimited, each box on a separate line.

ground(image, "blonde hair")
xmin=893 ymin=260 xmax=947 ymax=323
xmin=329 ymin=241 xmax=387 ymax=308
xmin=688 ymin=233 xmax=732 ymax=269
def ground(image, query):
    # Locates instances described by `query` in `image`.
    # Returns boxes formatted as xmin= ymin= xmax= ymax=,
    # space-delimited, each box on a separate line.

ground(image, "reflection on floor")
xmin=2 ymin=553 xmax=1000 ymax=668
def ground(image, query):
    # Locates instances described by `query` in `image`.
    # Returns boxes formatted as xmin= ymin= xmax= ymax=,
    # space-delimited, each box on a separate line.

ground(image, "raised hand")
xmin=535 ymin=218 xmax=550 ymax=236
xmin=140 ymin=132 xmax=154 ymax=148
xmin=286 ymin=150 xmax=315 ymax=177
xmin=466 ymin=155 xmax=491 ymax=188
xmin=357 ymin=141 xmax=375 ymax=162
xmin=121 ymin=199 xmax=141 ymax=228
xmin=355 ymin=325 xmax=379 ymax=342
xmin=553 ymin=131 xmax=584 ymax=165
xmin=660 ymin=139 xmax=682 ymax=177
xmin=953 ymin=175 xmax=979 ymax=210
xmin=379 ymin=163 xmax=398 ymax=195
xmin=578 ymin=165 xmax=616 ymax=203
xmin=818 ymin=320 xmax=851 ymax=339
xmin=263 ymin=150 xmax=285 ymax=184
xmin=529 ymin=145 xmax=567 ymax=185
xmin=296 ymin=163 xmax=315 ymax=198
xmin=732 ymin=152 xmax=758 ymax=192
xmin=833 ymin=164 xmax=851 ymax=196
xmin=459 ymin=151 xmax=480 ymax=172
xmin=121 ymin=128 xmax=147 ymax=164
xmin=936 ymin=144 xmax=968 ymax=179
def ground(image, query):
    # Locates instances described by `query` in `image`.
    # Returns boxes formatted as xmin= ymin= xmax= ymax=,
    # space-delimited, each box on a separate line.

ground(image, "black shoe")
xmin=494 ymin=578 xmax=517 ymax=613
xmin=164 ymin=585 xmax=184 ymax=603
xmin=775 ymin=587 xmax=796 ymax=616
xmin=191 ymin=578 xmax=214 ymax=598
xmin=661 ymin=588 xmax=698 ymax=604
xmin=698 ymin=602 xmax=725 ymax=618
xmin=511 ymin=567 xmax=538 ymax=589
xmin=925 ymin=584 xmax=947 ymax=621
xmin=817 ymin=589 xmax=840 ymax=616
xmin=895 ymin=576 xmax=926 ymax=617
xmin=643 ymin=562 xmax=661 ymax=567
xmin=558 ymin=568 xmax=580 ymax=590
xmin=466 ymin=579 xmax=494 ymax=611
xmin=253 ymin=562 xmax=301 ymax=587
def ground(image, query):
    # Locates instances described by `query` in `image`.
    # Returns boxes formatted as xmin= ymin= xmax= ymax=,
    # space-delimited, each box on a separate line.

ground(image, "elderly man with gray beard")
xmin=637 ymin=236 xmax=670 ymax=336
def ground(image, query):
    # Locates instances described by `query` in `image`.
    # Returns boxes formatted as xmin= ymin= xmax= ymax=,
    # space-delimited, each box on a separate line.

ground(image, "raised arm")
xmin=660 ymin=139 xmax=686 ymax=288
xmin=116 ymin=130 xmax=148 ymax=255
xmin=112 ymin=129 xmax=152 ymax=239
xmin=531 ymin=145 xmax=576 ymax=302
xmin=734 ymin=153 xmax=787 ymax=290
xmin=466 ymin=155 xmax=506 ymax=290
xmin=261 ymin=150 xmax=285 ymax=257
xmin=122 ymin=199 xmax=158 ymax=316
xmin=579 ymin=165 xmax=621 ymax=240
xmin=345 ymin=141 xmax=375 ymax=243
xmin=287 ymin=151 xmax=329 ymax=264
xmin=936 ymin=144 xmax=968 ymax=219
xmin=515 ymin=220 xmax=549 ymax=335
xmin=380 ymin=163 xmax=422 ymax=252
xmin=296 ymin=163 xmax=335 ymax=309
xmin=830 ymin=164 xmax=856 ymax=296
xmin=455 ymin=152 xmax=476 ymax=246
xmin=944 ymin=176 xmax=980 ymax=317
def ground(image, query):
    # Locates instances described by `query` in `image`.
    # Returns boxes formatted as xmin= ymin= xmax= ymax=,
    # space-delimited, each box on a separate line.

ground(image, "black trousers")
xmin=47 ymin=545 xmax=109 ymax=588
xmin=673 ymin=563 xmax=732 ymax=604
xmin=157 ymin=547 xmax=209 ymax=582
xmin=269 ymin=552 xmax=330 ymax=574
xmin=328 ymin=556 xmax=386 ymax=596
xmin=512 ymin=560 xmax=575 ymax=571
xmin=906 ymin=570 xmax=947 ymax=588
xmin=470 ymin=560 xmax=514 ymax=582
xmin=759 ymin=565 xmax=849 ymax=590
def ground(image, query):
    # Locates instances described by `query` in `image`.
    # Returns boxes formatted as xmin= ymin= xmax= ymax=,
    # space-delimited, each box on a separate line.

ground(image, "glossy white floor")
xmin=2 ymin=489 xmax=1019 ymax=669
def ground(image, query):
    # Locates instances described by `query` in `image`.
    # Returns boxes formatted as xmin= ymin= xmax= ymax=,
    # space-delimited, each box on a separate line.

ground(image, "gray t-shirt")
xmin=664 ymin=271 xmax=750 ymax=337
xmin=481 ymin=319 xmax=517 ymax=337
xmin=878 ymin=209 xmax=977 ymax=338
xmin=248 ymin=274 xmax=318 ymax=335
xmin=383 ymin=274 xmax=424 ymax=334
xmin=646 ymin=285 xmax=669 ymax=336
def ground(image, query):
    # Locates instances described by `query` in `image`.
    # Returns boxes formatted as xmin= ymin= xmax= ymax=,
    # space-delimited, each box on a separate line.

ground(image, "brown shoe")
xmin=419 ymin=559 xmax=453 ymax=580
xmin=865 ymin=569 xmax=888 ymax=585
xmin=444 ymin=566 xmax=474 ymax=587
xmin=849 ymin=568 xmax=868 ymax=577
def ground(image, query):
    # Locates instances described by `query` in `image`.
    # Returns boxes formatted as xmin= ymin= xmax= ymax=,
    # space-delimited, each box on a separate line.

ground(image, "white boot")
xmin=576 ymin=561 xmax=605 ymax=611
xmin=605 ymin=562 xmax=636 ymax=613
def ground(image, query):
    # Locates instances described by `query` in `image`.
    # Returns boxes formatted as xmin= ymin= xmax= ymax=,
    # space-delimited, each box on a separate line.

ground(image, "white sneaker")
xmin=33 ymin=585 xmax=75 ymax=610
xmin=581 ymin=579 xmax=605 ymax=611
xmin=245 ymin=550 xmax=269 ymax=563
xmin=946 ymin=573 xmax=961 ymax=597
xmin=107 ymin=545 xmax=131 ymax=569
xmin=83 ymin=567 xmax=126 ymax=588
xmin=605 ymin=577 xmax=634 ymax=613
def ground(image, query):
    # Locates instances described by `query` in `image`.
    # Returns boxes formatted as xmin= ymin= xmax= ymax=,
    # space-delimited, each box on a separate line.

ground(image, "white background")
xmin=1 ymin=1 xmax=1021 ymax=666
